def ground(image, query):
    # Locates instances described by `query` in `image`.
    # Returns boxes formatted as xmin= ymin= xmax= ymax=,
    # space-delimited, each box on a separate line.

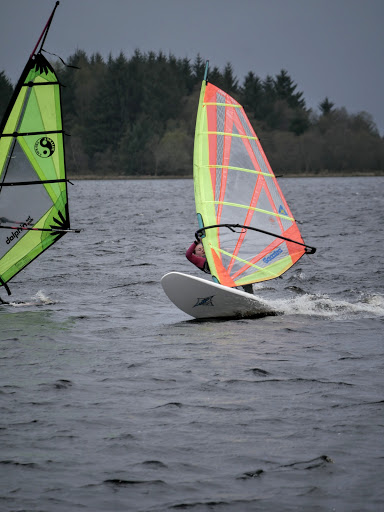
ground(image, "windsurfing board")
xmin=161 ymin=272 xmax=275 ymax=320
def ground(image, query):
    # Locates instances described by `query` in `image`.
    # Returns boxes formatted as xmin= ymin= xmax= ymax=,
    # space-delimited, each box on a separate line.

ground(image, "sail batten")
xmin=193 ymin=75 xmax=312 ymax=287
xmin=204 ymin=102 xmax=242 ymax=108
xmin=206 ymin=131 xmax=258 ymax=141
xmin=205 ymin=201 xmax=295 ymax=221
xmin=2 ymin=130 xmax=64 ymax=137
xmin=205 ymin=165 xmax=274 ymax=178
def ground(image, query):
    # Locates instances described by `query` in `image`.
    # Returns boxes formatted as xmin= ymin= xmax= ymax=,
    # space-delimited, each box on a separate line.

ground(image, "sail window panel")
xmin=215 ymin=202 xmax=249 ymax=228
xmin=227 ymin=128 xmax=259 ymax=172
xmin=217 ymin=232 xmax=243 ymax=268
xmin=233 ymin=246 xmax=291 ymax=278
xmin=2 ymin=140 xmax=36 ymax=183
xmin=229 ymin=138 xmax=295 ymax=230
xmin=218 ymin=237 xmax=291 ymax=280
xmin=214 ymin=101 xmax=272 ymax=177
xmin=0 ymin=138 xmax=14 ymax=179
xmin=0 ymin=181 xmax=53 ymax=257
xmin=249 ymin=187 xmax=293 ymax=232
xmin=238 ymin=242 xmax=291 ymax=277
xmin=217 ymin=202 xmax=280 ymax=242
xmin=216 ymin=217 xmax=292 ymax=277
xmin=247 ymin=138 xmax=271 ymax=175
xmin=212 ymin=181 xmax=278 ymax=229
xmin=258 ymin=173 xmax=294 ymax=222
xmin=236 ymin=108 xmax=255 ymax=139
xmin=214 ymin=96 xmax=226 ymax=133
xmin=214 ymin=131 xmax=224 ymax=168
xmin=215 ymin=204 xmax=278 ymax=264
xmin=0 ymin=144 xmax=53 ymax=225
xmin=266 ymin=181 xmax=290 ymax=219
xmin=213 ymin=104 xmax=226 ymax=168
xmin=212 ymin=167 xmax=260 ymax=215
xmin=211 ymin=188 xmax=296 ymax=254
xmin=208 ymin=177 xmax=294 ymax=234
xmin=213 ymin=132 xmax=225 ymax=203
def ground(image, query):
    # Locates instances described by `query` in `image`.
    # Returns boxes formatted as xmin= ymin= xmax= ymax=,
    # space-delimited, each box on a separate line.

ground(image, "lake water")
xmin=1 ymin=177 xmax=383 ymax=511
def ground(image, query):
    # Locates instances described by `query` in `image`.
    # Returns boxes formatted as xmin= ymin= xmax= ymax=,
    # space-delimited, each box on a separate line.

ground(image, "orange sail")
xmin=193 ymin=65 xmax=314 ymax=287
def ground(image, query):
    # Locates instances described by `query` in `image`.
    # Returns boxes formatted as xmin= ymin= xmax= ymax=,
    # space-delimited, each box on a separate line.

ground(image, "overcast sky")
xmin=1 ymin=0 xmax=383 ymax=134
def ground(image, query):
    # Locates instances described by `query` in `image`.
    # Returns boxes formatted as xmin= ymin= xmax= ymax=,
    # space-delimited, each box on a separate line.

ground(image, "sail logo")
xmin=6 ymin=216 xmax=33 ymax=244
xmin=279 ymin=205 xmax=288 ymax=216
xmin=263 ymin=247 xmax=283 ymax=264
xmin=34 ymin=137 xmax=55 ymax=158
xmin=194 ymin=295 xmax=215 ymax=307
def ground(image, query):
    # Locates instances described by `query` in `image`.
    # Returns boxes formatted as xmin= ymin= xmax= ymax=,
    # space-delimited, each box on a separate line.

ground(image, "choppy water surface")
xmin=1 ymin=177 xmax=383 ymax=511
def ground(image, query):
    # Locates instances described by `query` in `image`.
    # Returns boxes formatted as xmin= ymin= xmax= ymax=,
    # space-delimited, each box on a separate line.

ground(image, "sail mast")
xmin=203 ymin=60 xmax=209 ymax=82
xmin=30 ymin=1 xmax=60 ymax=57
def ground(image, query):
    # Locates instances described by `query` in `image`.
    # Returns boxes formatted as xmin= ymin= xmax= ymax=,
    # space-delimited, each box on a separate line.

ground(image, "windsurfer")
xmin=186 ymin=240 xmax=254 ymax=294
xmin=186 ymin=240 xmax=210 ymax=274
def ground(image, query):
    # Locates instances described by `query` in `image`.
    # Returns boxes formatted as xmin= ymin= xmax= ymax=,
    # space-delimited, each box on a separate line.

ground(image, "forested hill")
xmin=1 ymin=50 xmax=383 ymax=177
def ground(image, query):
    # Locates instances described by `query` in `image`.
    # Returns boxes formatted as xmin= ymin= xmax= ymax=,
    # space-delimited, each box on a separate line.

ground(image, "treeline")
xmin=1 ymin=51 xmax=383 ymax=176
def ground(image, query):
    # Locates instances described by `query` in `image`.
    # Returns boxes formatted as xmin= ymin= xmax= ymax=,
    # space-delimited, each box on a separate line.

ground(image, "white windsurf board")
xmin=161 ymin=272 xmax=275 ymax=320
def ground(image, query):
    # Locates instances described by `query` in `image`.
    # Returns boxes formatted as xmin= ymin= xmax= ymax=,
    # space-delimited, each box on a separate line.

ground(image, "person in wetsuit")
xmin=185 ymin=240 xmax=210 ymax=274
xmin=185 ymin=239 xmax=253 ymax=294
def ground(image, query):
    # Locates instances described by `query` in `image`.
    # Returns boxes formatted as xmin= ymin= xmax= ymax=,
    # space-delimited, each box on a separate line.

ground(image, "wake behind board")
xmin=161 ymin=272 xmax=274 ymax=320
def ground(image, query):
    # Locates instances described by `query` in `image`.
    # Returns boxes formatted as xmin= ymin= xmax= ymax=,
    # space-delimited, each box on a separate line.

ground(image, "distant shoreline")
xmin=68 ymin=171 xmax=384 ymax=180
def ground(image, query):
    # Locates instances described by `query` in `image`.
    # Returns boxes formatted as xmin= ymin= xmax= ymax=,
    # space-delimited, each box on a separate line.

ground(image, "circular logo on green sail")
xmin=34 ymin=137 xmax=55 ymax=158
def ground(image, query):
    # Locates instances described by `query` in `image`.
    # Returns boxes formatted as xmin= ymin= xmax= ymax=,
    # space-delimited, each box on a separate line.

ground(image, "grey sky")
xmin=1 ymin=0 xmax=383 ymax=134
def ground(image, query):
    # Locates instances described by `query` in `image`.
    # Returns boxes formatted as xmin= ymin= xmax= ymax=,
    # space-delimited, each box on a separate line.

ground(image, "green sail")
xmin=0 ymin=53 xmax=70 ymax=295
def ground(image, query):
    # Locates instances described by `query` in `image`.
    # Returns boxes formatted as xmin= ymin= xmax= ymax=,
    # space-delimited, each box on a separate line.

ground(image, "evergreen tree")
xmin=222 ymin=62 xmax=239 ymax=94
xmin=272 ymin=70 xmax=309 ymax=134
xmin=274 ymin=69 xmax=305 ymax=109
xmin=208 ymin=66 xmax=223 ymax=89
xmin=193 ymin=54 xmax=206 ymax=80
xmin=240 ymin=71 xmax=264 ymax=119
xmin=261 ymin=75 xmax=278 ymax=128
xmin=178 ymin=57 xmax=195 ymax=93
xmin=70 ymin=52 xmax=108 ymax=160
xmin=319 ymin=97 xmax=334 ymax=116
xmin=126 ymin=49 xmax=145 ymax=124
